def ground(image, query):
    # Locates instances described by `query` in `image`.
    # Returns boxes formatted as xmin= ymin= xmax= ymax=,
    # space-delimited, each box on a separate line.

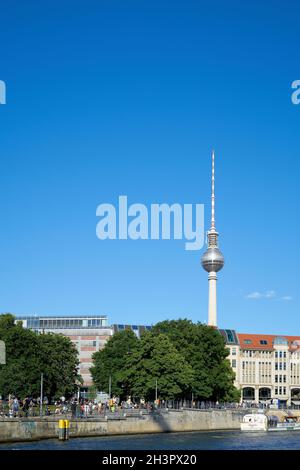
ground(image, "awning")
xmin=292 ymin=401 xmax=300 ymax=405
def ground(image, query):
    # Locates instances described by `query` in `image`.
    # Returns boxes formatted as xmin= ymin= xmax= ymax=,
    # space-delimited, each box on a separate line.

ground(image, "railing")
xmin=0 ymin=400 xmax=250 ymax=420
xmin=2 ymin=398 xmax=299 ymax=420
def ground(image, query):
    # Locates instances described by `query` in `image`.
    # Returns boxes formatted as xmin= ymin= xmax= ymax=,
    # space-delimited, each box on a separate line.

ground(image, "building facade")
xmin=220 ymin=329 xmax=300 ymax=406
xmin=17 ymin=315 xmax=113 ymax=391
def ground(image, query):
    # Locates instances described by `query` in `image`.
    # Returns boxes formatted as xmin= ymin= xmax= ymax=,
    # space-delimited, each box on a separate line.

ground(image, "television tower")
xmin=201 ymin=151 xmax=224 ymax=327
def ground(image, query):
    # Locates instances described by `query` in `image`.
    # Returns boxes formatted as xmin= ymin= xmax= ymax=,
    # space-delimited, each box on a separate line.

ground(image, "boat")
xmin=241 ymin=413 xmax=300 ymax=432
xmin=268 ymin=415 xmax=300 ymax=432
xmin=241 ymin=413 xmax=268 ymax=431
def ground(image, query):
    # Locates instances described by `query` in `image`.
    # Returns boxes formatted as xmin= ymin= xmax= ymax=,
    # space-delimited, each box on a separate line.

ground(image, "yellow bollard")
xmin=58 ymin=419 xmax=66 ymax=440
xmin=64 ymin=419 xmax=70 ymax=440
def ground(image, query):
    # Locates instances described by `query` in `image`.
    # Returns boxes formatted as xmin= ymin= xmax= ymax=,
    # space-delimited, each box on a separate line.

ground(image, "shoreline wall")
xmin=0 ymin=409 xmax=245 ymax=443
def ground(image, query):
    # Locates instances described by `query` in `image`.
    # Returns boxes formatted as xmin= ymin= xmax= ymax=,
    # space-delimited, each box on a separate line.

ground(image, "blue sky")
xmin=0 ymin=0 xmax=299 ymax=334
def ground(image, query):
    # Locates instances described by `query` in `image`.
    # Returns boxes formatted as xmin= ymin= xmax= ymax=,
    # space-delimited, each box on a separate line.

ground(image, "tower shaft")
xmin=208 ymin=272 xmax=217 ymax=327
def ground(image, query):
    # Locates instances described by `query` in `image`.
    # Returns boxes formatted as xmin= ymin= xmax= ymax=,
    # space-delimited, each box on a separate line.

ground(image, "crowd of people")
xmin=0 ymin=396 xmax=49 ymax=418
xmin=0 ymin=395 xmax=157 ymax=419
xmin=0 ymin=394 xmax=252 ymax=419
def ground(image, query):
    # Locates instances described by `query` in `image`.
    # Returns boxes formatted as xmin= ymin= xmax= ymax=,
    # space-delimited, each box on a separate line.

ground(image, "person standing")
xmin=12 ymin=397 xmax=19 ymax=417
xmin=71 ymin=400 xmax=77 ymax=418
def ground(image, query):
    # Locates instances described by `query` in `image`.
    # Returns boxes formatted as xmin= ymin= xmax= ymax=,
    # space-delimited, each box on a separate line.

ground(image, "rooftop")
xmin=237 ymin=333 xmax=300 ymax=351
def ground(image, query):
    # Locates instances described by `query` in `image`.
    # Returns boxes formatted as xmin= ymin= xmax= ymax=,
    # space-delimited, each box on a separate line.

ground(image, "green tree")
xmin=87 ymin=385 xmax=98 ymax=401
xmin=90 ymin=329 xmax=139 ymax=398
xmin=37 ymin=332 xmax=82 ymax=399
xmin=0 ymin=314 xmax=41 ymax=397
xmin=120 ymin=331 xmax=194 ymax=401
xmin=152 ymin=319 xmax=239 ymax=401
xmin=0 ymin=314 xmax=81 ymax=400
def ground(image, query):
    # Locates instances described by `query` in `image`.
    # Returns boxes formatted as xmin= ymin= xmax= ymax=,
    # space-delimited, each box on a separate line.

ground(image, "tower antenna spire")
xmin=211 ymin=149 xmax=215 ymax=231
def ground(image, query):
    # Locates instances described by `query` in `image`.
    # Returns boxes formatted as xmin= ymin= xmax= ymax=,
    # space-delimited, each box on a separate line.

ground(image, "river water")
xmin=0 ymin=430 xmax=300 ymax=450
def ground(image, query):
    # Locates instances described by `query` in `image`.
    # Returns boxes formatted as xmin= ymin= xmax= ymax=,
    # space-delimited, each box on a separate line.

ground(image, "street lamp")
xmin=0 ymin=341 xmax=5 ymax=365
xmin=108 ymin=375 xmax=112 ymax=399
xmin=40 ymin=373 xmax=43 ymax=417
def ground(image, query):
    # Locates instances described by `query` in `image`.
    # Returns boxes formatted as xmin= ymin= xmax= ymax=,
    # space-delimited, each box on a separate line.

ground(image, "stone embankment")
xmin=0 ymin=409 xmax=245 ymax=443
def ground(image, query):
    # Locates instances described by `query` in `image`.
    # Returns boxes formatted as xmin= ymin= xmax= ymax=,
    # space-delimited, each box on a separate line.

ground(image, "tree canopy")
xmin=119 ymin=331 xmax=194 ymax=400
xmin=91 ymin=319 xmax=240 ymax=402
xmin=90 ymin=328 xmax=139 ymax=397
xmin=0 ymin=314 xmax=81 ymax=399
xmin=152 ymin=319 xmax=239 ymax=401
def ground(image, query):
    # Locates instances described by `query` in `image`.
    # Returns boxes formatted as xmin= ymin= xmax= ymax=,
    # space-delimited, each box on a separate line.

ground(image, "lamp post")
xmin=40 ymin=373 xmax=43 ymax=417
xmin=0 ymin=341 xmax=5 ymax=365
xmin=108 ymin=375 xmax=112 ymax=399
xmin=0 ymin=341 xmax=5 ymax=405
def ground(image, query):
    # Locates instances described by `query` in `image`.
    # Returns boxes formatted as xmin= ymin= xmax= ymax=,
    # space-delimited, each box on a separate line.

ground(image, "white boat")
xmin=268 ymin=415 xmax=300 ymax=432
xmin=241 ymin=413 xmax=300 ymax=432
xmin=241 ymin=413 xmax=268 ymax=431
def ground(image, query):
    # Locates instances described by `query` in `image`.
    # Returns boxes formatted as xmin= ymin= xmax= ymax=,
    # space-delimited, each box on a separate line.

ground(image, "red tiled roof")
xmin=237 ymin=333 xmax=300 ymax=351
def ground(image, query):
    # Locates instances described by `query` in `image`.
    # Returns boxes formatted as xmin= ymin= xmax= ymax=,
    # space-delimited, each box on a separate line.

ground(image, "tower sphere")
xmin=201 ymin=246 xmax=224 ymax=273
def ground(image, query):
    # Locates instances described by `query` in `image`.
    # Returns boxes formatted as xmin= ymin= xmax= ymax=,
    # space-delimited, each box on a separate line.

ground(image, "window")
xmin=232 ymin=359 xmax=236 ymax=368
xmin=279 ymin=376 xmax=282 ymax=383
xmin=260 ymin=340 xmax=268 ymax=345
xmin=231 ymin=348 xmax=236 ymax=356
xmin=93 ymin=341 xmax=97 ymax=347
xmin=283 ymin=375 xmax=286 ymax=383
xmin=283 ymin=387 xmax=286 ymax=395
xmin=274 ymin=337 xmax=288 ymax=346
xmin=275 ymin=351 xmax=278 ymax=358
xmin=275 ymin=375 xmax=278 ymax=383
xmin=279 ymin=387 xmax=282 ymax=395
xmin=279 ymin=363 xmax=282 ymax=370
xmin=279 ymin=351 xmax=282 ymax=358
xmin=283 ymin=351 xmax=286 ymax=358
xmin=244 ymin=339 xmax=252 ymax=344
xmin=283 ymin=363 xmax=286 ymax=371
xmin=275 ymin=362 xmax=278 ymax=370
xmin=225 ymin=330 xmax=237 ymax=344
xmin=275 ymin=387 xmax=278 ymax=394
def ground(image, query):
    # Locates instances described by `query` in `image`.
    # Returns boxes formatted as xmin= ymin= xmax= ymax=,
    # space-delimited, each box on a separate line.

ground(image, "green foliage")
xmin=0 ymin=314 xmax=81 ymax=399
xmin=90 ymin=329 xmax=139 ymax=398
xmin=119 ymin=331 xmax=194 ymax=401
xmin=152 ymin=319 xmax=240 ymax=401
xmin=37 ymin=332 xmax=82 ymax=399
xmin=91 ymin=321 xmax=239 ymax=402
xmin=87 ymin=385 xmax=98 ymax=401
